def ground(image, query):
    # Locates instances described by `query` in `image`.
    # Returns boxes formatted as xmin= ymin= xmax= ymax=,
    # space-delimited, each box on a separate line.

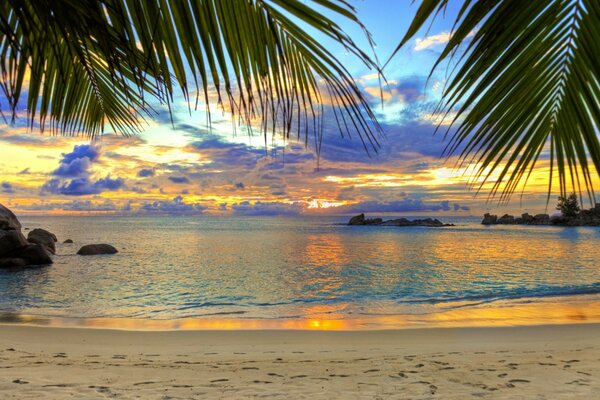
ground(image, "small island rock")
xmin=348 ymin=214 xmax=453 ymax=227
xmin=348 ymin=213 xmax=383 ymax=225
xmin=63 ymin=239 xmax=74 ymax=244
xmin=77 ymin=244 xmax=118 ymax=256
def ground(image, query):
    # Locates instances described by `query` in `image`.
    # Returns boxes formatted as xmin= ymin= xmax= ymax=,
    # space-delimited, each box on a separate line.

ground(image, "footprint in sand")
xmin=508 ymin=379 xmax=530 ymax=384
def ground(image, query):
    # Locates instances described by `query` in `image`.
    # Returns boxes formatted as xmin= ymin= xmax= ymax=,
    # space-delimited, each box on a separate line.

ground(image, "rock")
xmin=521 ymin=213 xmax=534 ymax=224
xmin=77 ymin=244 xmax=118 ymax=256
xmin=63 ymin=239 xmax=74 ymax=244
xmin=27 ymin=228 xmax=57 ymax=254
xmin=348 ymin=213 xmax=366 ymax=225
xmin=0 ymin=203 xmax=21 ymax=231
xmin=17 ymin=244 xmax=53 ymax=265
xmin=380 ymin=218 xmax=411 ymax=226
xmin=531 ymin=214 xmax=550 ymax=225
xmin=497 ymin=214 xmax=515 ymax=224
xmin=0 ymin=258 xmax=28 ymax=268
xmin=481 ymin=213 xmax=498 ymax=225
xmin=347 ymin=214 xmax=383 ymax=225
xmin=0 ymin=230 xmax=29 ymax=258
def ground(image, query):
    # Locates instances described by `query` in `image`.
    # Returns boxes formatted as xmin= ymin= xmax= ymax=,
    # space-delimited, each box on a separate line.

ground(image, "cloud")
xmin=43 ymin=176 xmax=124 ymax=196
xmin=415 ymin=31 xmax=451 ymax=51
xmin=141 ymin=196 xmax=206 ymax=214
xmin=42 ymin=144 xmax=125 ymax=196
xmin=332 ymin=198 xmax=458 ymax=214
xmin=231 ymin=201 xmax=304 ymax=216
xmin=168 ymin=176 xmax=190 ymax=184
xmin=17 ymin=200 xmax=118 ymax=212
xmin=137 ymin=168 xmax=155 ymax=177
xmin=1 ymin=182 xmax=14 ymax=193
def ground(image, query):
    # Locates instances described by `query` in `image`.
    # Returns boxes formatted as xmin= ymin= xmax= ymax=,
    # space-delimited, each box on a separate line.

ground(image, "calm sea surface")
xmin=1 ymin=215 xmax=599 ymax=329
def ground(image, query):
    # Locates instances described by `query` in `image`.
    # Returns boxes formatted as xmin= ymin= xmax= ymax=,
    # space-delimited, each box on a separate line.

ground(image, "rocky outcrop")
xmin=77 ymin=244 xmax=118 ymax=255
xmin=348 ymin=213 xmax=383 ymax=225
xmin=0 ymin=204 xmax=21 ymax=231
xmin=481 ymin=203 xmax=600 ymax=226
xmin=0 ymin=203 xmax=54 ymax=269
xmin=27 ymin=228 xmax=58 ymax=254
xmin=481 ymin=213 xmax=497 ymax=225
xmin=348 ymin=214 xmax=454 ymax=227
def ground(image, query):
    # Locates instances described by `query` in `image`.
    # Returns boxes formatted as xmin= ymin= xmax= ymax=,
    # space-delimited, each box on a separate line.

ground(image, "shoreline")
xmin=2 ymin=293 xmax=600 ymax=331
xmin=1 ymin=323 xmax=598 ymax=398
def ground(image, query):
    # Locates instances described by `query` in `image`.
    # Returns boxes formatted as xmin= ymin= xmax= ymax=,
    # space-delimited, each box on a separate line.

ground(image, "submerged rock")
xmin=27 ymin=228 xmax=57 ymax=254
xmin=77 ymin=244 xmax=118 ymax=256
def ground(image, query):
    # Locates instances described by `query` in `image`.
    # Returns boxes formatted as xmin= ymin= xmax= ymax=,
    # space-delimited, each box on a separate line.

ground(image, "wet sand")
xmin=0 ymin=323 xmax=598 ymax=399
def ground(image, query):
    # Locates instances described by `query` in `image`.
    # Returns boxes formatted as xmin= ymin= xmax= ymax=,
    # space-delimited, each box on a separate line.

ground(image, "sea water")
xmin=1 ymin=215 xmax=599 ymax=328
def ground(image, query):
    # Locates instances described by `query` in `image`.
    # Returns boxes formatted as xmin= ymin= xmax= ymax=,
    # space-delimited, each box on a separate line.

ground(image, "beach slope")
xmin=0 ymin=323 xmax=598 ymax=399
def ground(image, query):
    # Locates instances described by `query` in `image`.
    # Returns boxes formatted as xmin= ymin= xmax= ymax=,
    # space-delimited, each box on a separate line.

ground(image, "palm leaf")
xmin=0 ymin=0 xmax=381 ymax=153
xmin=390 ymin=0 xmax=600 ymax=202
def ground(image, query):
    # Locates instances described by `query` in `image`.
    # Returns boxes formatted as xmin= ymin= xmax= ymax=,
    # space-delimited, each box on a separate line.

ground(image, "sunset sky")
xmin=0 ymin=1 xmax=594 ymax=216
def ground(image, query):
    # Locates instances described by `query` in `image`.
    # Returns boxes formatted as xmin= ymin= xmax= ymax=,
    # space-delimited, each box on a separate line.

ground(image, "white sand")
xmin=0 ymin=323 xmax=598 ymax=399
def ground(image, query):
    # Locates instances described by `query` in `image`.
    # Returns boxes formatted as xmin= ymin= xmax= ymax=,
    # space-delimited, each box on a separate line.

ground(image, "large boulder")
xmin=27 ymin=228 xmax=57 ymax=254
xmin=481 ymin=213 xmax=498 ymax=225
xmin=0 ymin=230 xmax=29 ymax=258
xmin=16 ymin=244 xmax=53 ymax=265
xmin=0 ymin=203 xmax=21 ymax=231
xmin=77 ymin=244 xmax=118 ymax=256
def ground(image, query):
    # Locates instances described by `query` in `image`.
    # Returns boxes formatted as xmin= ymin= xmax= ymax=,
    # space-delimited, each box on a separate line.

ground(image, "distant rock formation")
xmin=77 ymin=244 xmax=118 ymax=255
xmin=0 ymin=204 xmax=54 ymax=269
xmin=482 ymin=204 xmax=600 ymax=226
xmin=348 ymin=214 xmax=454 ymax=227
xmin=348 ymin=213 xmax=383 ymax=225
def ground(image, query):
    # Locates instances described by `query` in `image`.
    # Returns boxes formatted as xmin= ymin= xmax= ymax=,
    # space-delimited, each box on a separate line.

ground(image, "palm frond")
xmin=0 ymin=0 xmax=382 ymax=151
xmin=391 ymin=0 xmax=600 ymax=202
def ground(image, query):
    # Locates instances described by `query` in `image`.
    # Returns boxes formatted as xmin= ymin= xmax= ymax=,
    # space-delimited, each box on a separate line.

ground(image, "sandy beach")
xmin=0 ymin=323 xmax=598 ymax=399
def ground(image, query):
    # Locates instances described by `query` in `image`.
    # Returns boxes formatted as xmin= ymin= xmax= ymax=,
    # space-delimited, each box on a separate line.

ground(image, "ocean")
xmin=1 ymin=215 xmax=599 ymax=329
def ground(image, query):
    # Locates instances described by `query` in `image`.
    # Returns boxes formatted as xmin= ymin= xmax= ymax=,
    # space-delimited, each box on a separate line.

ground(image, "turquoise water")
xmin=0 ymin=215 xmax=599 ymax=323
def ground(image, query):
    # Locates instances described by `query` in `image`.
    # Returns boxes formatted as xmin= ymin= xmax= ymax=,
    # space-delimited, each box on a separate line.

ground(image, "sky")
xmin=0 ymin=1 xmax=593 ymax=216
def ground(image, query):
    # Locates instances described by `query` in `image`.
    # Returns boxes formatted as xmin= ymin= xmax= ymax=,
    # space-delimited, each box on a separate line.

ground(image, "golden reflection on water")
xmin=3 ymin=295 xmax=600 ymax=331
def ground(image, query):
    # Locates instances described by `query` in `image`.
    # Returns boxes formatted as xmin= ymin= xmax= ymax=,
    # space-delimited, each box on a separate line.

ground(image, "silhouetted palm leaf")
xmin=392 ymin=0 xmax=600 ymax=202
xmin=0 ymin=0 xmax=381 ymax=152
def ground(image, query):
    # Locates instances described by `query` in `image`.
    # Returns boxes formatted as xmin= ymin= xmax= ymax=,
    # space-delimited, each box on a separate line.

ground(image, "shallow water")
xmin=1 ymin=215 xmax=599 ymax=328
